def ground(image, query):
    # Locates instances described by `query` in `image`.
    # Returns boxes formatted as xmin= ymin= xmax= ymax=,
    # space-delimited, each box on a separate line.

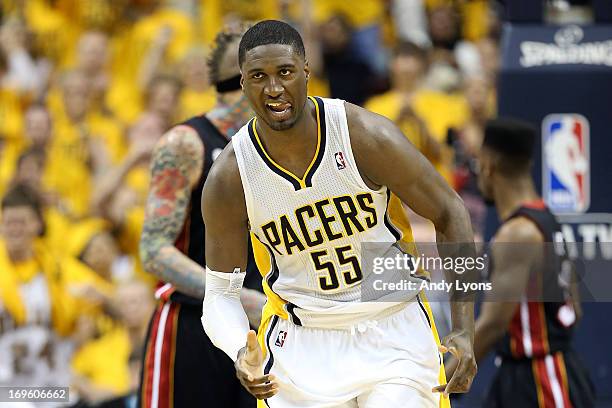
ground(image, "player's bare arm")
xmin=201 ymin=144 xmax=278 ymax=400
xmin=446 ymin=217 xmax=544 ymax=377
xmin=475 ymin=218 xmax=543 ymax=361
xmin=201 ymin=144 xmax=249 ymax=272
xmin=141 ymin=126 xmax=266 ymax=325
xmin=346 ymin=102 xmax=478 ymax=396
xmin=140 ymin=125 xmax=207 ymax=298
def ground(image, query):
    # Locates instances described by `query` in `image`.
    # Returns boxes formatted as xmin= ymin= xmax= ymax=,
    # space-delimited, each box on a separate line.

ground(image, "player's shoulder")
xmin=149 ymin=124 xmax=205 ymax=187
xmin=155 ymin=124 xmax=204 ymax=159
xmin=202 ymin=140 xmax=247 ymax=220
xmin=204 ymin=140 xmax=242 ymax=197
xmin=344 ymin=101 xmax=410 ymax=158
xmin=495 ymin=216 xmax=544 ymax=244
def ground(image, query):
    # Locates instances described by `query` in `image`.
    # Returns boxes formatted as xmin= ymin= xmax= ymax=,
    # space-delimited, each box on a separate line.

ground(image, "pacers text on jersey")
xmin=258 ymin=192 xmax=378 ymax=255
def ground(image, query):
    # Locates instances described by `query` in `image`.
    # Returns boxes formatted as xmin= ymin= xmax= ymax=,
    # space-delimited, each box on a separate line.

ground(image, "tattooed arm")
xmin=140 ymin=126 xmax=267 ymax=324
xmin=139 ymin=125 xmax=206 ymax=298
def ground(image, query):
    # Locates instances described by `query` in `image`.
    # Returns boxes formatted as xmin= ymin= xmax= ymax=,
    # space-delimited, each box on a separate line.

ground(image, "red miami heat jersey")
xmin=496 ymin=200 xmax=577 ymax=359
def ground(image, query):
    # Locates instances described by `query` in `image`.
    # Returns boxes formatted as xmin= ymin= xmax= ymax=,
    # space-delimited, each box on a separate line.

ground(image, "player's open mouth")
xmin=265 ymin=101 xmax=292 ymax=121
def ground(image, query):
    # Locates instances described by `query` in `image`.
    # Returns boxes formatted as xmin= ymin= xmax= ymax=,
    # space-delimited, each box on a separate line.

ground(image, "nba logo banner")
xmin=542 ymin=114 xmax=590 ymax=214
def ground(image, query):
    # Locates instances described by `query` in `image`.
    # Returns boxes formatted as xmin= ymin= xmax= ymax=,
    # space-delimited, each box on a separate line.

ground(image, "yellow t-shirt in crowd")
xmin=44 ymin=100 xmax=127 ymax=216
xmin=125 ymin=166 xmax=150 ymax=204
xmin=60 ymin=255 xmax=115 ymax=325
xmin=0 ymin=88 xmax=24 ymax=141
xmin=366 ymin=89 xmax=469 ymax=142
xmin=106 ymin=8 xmax=194 ymax=123
xmin=21 ymin=0 xmax=80 ymax=67
xmin=87 ymin=111 xmax=127 ymax=164
xmin=312 ymin=0 xmax=383 ymax=27
xmin=0 ymin=87 xmax=26 ymax=198
xmin=43 ymin=207 xmax=72 ymax=253
xmin=105 ymin=76 xmax=143 ymax=125
xmin=199 ymin=0 xmax=280 ymax=44
xmin=112 ymin=8 xmax=194 ymax=85
xmin=43 ymin=113 xmax=92 ymax=217
xmin=179 ymin=88 xmax=217 ymax=121
xmin=366 ymin=89 xmax=468 ymax=181
xmin=0 ymin=139 xmax=24 ymax=199
xmin=47 ymin=87 xmax=127 ymax=163
xmin=0 ymin=238 xmax=78 ymax=335
xmin=132 ymin=8 xmax=195 ymax=64
xmin=71 ymin=324 xmax=131 ymax=395
xmin=54 ymin=0 xmax=126 ymax=35
xmin=461 ymin=0 xmax=490 ymax=41
xmin=114 ymin=194 xmax=155 ymax=288
xmin=308 ymin=76 xmax=330 ymax=99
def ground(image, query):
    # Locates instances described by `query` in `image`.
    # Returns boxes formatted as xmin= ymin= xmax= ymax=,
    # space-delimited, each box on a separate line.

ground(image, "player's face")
xmin=241 ymin=44 xmax=309 ymax=131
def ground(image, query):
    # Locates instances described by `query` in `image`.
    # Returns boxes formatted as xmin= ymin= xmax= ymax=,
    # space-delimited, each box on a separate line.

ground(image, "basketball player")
xmin=201 ymin=20 xmax=477 ymax=407
xmin=138 ymin=27 xmax=265 ymax=408
xmin=446 ymin=118 xmax=595 ymax=407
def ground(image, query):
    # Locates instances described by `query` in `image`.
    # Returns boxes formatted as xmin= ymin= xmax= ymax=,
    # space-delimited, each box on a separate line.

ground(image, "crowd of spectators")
xmin=0 ymin=0 xmax=500 ymax=405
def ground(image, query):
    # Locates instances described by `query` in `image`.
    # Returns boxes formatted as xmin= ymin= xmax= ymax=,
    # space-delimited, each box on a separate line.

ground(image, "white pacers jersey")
xmin=233 ymin=97 xmax=421 ymax=329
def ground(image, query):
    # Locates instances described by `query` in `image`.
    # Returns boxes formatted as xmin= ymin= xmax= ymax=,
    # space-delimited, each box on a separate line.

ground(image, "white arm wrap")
xmin=201 ymin=267 xmax=250 ymax=361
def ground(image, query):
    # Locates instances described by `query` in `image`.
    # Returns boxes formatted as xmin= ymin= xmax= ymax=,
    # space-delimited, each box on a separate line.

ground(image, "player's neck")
xmin=493 ymin=175 xmax=540 ymax=220
xmin=207 ymin=96 xmax=252 ymax=138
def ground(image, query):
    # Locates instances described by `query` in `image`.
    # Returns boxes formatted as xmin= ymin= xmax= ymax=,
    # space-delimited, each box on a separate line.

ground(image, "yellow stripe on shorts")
xmin=419 ymin=292 xmax=451 ymax=408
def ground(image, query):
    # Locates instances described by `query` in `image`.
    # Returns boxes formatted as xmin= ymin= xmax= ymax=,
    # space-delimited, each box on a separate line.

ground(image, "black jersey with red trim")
xmin=156 ymin=115 xmax=259 ymax=305
xmin=175 ymin=116 xmax=227 ymax=263
xmin=495 ymin=200 xmax=577 ymax=359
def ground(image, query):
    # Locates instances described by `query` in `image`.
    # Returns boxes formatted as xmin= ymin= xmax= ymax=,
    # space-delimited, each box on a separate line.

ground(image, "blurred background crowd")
xmin=0 ymin=0 xmax=585 ymax=406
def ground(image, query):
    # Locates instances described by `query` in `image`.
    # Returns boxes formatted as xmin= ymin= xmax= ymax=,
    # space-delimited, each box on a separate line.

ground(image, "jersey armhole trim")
xmin=507 ymin=212 xmax=547 ymax=243
xmin=232 ymin=133 xmax=256 ymax=228
xmin=338 ymin=100 xmax=385 ymax=195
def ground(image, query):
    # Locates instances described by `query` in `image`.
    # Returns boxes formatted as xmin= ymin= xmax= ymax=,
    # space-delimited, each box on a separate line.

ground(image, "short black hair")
xmin=483 ymin=118 xmax=536 ymax=159
xmin=1 ymin=183 xmax=45 ymax=234
xmin=2 ymin=183 xmax=42 ymax=211
xmin=483 ymin=117 xmax=537 ymax=174
xmin=239 ymin=20 xmax=305 ymax=66
xmin=207 ymin=24 xmax=250 ymax=84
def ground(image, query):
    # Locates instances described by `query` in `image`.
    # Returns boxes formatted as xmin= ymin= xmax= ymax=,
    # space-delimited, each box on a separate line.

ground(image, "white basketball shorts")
xmin=256 ymin=296 xmax=450 ymax=408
